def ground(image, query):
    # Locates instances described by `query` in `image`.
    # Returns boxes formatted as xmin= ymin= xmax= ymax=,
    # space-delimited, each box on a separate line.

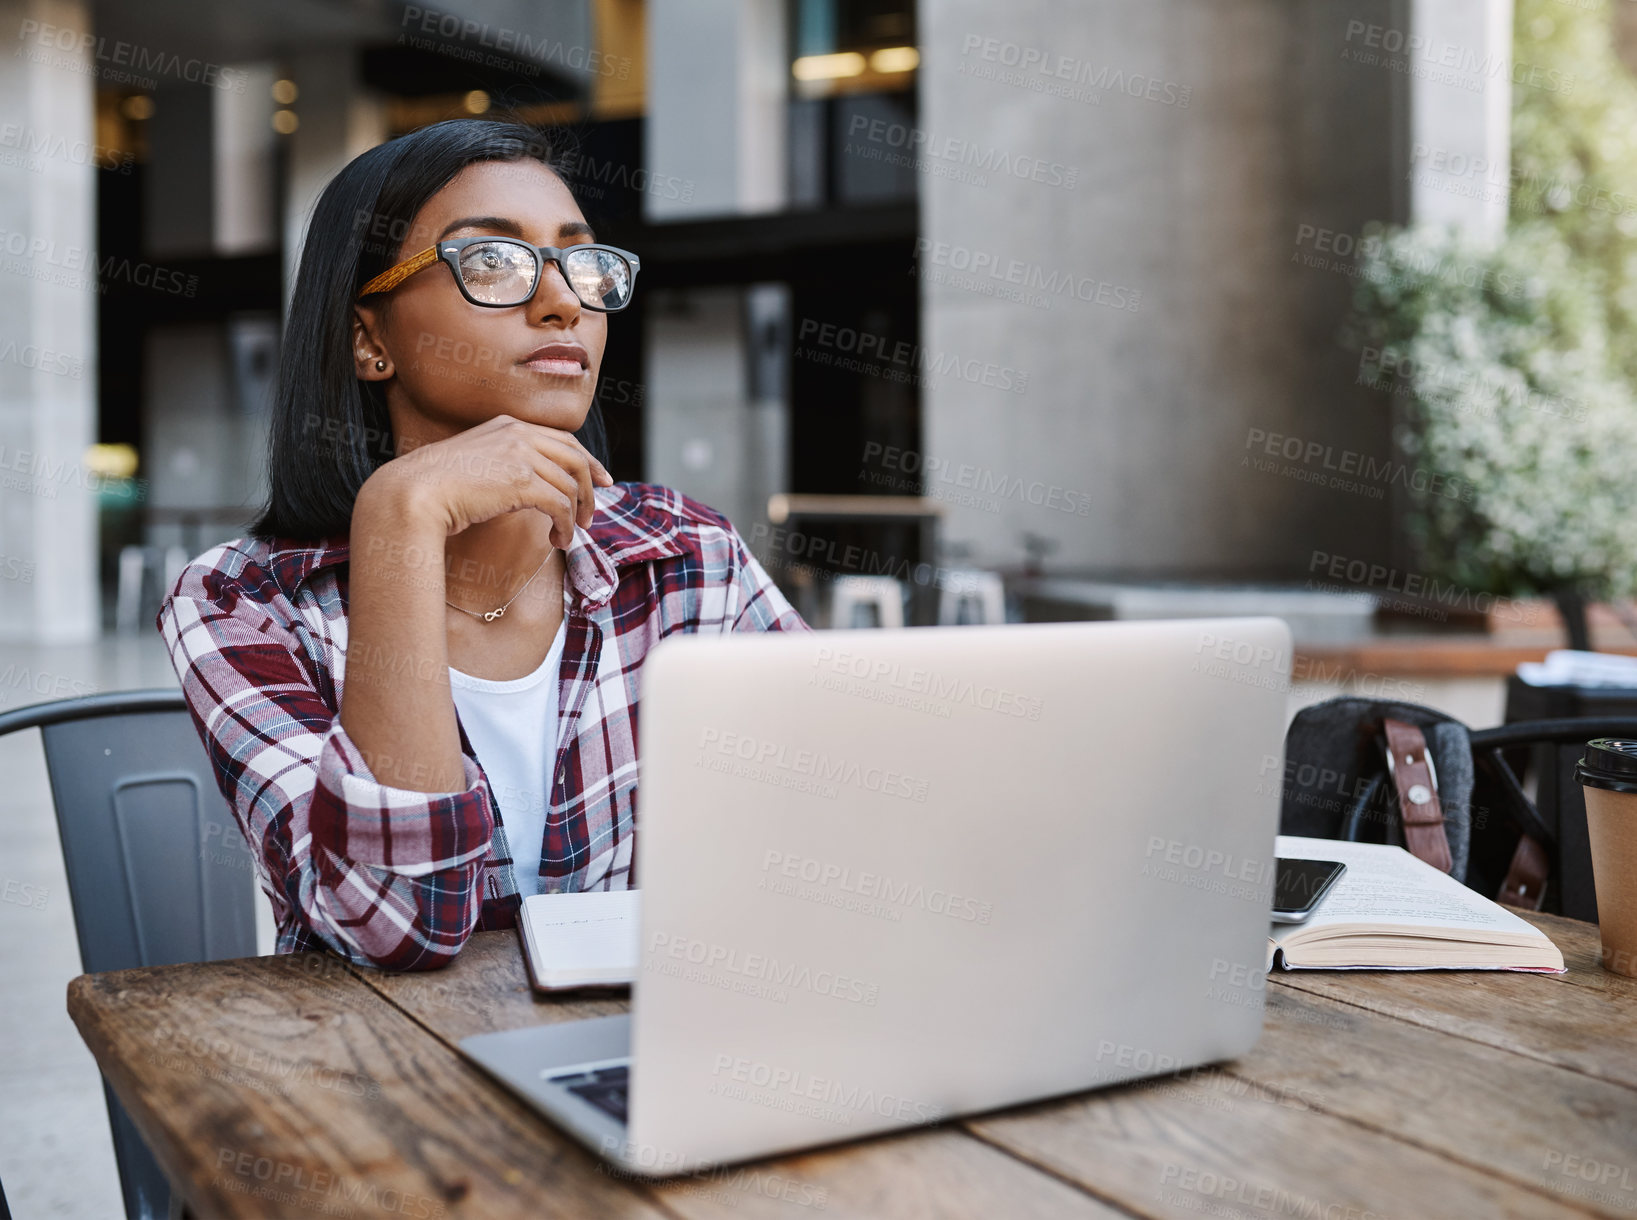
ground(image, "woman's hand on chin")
xmin=368 ymin=414 xmax=615 ymax=548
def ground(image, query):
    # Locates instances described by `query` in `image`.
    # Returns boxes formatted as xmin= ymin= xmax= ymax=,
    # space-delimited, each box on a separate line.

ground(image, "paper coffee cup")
xmin=1575 ymin=739 xmax=1637 ymax=977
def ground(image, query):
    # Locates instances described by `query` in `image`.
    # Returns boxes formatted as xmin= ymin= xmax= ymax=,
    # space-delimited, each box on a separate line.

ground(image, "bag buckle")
xmin=1384 ymin=733 xmax=1439 ymax=819
xmin=1382 ymin=718 xmax=1453 ymax=871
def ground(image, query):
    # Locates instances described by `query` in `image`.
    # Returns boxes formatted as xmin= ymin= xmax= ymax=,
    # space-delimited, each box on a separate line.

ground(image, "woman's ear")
xmin=353 ymin=306 xmax=392 ymax=381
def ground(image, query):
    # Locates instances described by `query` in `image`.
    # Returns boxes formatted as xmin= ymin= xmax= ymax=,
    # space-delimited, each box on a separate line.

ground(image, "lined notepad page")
xmin=519 ymin=890 xmax=640 ymax=989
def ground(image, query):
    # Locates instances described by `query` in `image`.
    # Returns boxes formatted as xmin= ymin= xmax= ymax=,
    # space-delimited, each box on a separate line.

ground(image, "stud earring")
xmin=375 ymin=359 xmax=386 ymax=371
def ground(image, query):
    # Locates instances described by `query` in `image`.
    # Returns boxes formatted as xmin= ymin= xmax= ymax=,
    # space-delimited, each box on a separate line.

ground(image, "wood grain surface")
xmin=67 ymin=911 xmax=1635 ymax=1219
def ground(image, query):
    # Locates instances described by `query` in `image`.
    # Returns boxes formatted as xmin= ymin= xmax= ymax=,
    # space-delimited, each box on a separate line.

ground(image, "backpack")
xmin=1278 ymin=697 xmax=1551 ymax=910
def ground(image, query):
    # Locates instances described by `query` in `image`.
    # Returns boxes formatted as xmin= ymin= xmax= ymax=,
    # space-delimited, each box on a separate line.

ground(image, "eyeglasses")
xmin=357 ymin=236 xmax=641 ymax=312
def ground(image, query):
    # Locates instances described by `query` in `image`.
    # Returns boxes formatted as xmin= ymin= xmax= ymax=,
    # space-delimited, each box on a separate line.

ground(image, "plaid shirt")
xmin=158 ymin=482 xmax=808 ymax=970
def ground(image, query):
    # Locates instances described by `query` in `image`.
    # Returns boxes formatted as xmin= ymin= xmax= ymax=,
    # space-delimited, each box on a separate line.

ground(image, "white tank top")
xmin=448 ymin=616 xmax=568 ymax=898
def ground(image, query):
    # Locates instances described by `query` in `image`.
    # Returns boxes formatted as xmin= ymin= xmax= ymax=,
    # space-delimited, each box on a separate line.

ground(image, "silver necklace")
xmin=445 ymin=551 xmax=552 ymax=623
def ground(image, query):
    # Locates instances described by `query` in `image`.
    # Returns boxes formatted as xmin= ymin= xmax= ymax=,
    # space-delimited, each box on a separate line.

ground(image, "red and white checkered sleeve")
xmin=157 ymin=572 xmax=495 ymax=971
xmin=726 ymin=526 xmax=810 ymax=633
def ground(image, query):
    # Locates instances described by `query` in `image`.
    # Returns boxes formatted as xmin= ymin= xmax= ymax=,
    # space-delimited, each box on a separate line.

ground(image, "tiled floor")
xmin=0 ymin=630 xmax=277 ymax=1220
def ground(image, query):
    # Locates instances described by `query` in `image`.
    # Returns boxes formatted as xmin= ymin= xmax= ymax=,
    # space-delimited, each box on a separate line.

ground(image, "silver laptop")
xmin=460 ymin=616 xmax=1292 ymax=1176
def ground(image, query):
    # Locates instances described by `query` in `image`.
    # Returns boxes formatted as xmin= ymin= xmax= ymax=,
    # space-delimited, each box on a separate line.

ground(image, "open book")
xmin=517 ymin=889 xmax=640 ymax=991
xmin=1269 ymin=836 xmax=1564 ymax=972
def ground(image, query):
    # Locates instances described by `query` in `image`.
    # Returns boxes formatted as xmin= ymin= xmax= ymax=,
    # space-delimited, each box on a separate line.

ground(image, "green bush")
xmin=1351 ymin=224 xmax=1637 ymax=598
xmin=1511 ymin=0 xmax=1637 ymax=383
xmin=1346 ymin=0 xmax=1637 ymax=601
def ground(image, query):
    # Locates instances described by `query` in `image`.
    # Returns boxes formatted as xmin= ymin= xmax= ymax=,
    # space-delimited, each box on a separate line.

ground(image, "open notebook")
xmin=1269 ymin=835 xmax=1564 ymax=972
xmin=517 ymin=889 xmax=640 ymax=991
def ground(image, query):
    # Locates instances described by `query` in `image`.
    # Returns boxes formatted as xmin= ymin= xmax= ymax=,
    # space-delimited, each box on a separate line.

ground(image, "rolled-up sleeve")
xmin=726 ymin=528 xmax=810 ymax=633
xmin=158 ymin=581 xmax=494 ymax=970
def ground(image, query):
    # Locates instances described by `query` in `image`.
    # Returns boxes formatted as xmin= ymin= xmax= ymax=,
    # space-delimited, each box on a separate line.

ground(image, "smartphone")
xmin=1272 ymin=857 xmax=1346 ymax=923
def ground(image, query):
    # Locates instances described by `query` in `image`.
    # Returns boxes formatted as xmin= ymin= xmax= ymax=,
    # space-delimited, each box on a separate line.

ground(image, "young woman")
xmin=158 ymin=120 xmax=808 ymax=971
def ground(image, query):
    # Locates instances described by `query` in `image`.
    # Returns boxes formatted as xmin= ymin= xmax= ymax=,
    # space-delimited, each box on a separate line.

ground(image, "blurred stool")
xmin=937 ymin=569 xmax=1006 ymax=625
xmin=830 ymin=576 xmax=905 ymax=629
xmin=116 ymin=544 xmax=188 ymax=633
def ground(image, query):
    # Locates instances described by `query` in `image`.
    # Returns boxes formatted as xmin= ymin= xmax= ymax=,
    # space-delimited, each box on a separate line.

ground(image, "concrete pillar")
xmin=645 ymin=285 xmax=789 ymax=536
xmin=1406 ymin=0 xmax=1513 ymax=237
xmin=645 ymin=0 xmax=786 ymax=220
xmin=0 ymin=0 xmax=99 ymax=643
xmin=282 ymin=49 xmax=385 ymax=305
xmin=215 ymin=64 xmax=278 ymax=255
xmin=917 ymin=0 xmax=1406 ymax=577
xmin=143 ymin=84 xmax=214 ymax=260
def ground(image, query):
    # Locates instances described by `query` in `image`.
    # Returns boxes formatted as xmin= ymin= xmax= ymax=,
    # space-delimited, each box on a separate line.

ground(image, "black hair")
xmin=248 ymin=119 xmax=610 ymax=542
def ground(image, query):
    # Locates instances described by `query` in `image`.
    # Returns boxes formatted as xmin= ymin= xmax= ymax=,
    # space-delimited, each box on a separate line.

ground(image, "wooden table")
xmin=68 ymin=911 xmax=1637 ymax=1219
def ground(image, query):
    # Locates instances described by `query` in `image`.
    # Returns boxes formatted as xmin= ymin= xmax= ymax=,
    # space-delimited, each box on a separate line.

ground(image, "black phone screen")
xmin=1273 ymin=858 xmax=1346 ymax=916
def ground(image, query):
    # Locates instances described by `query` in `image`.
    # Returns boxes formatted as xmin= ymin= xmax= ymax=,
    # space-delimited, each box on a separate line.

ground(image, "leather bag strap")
xmin=1497 ymin=834 xmax=1550 ymax=910
xmin=1382 ymin=718 xmax=1453 ymax=873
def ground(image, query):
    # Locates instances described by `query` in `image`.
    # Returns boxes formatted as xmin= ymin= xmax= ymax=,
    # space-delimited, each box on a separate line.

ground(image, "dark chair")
xmin=1500 ymin=677 xmax=1637 ymax=920
xmin=1467 ymin=716 xmax=1637 ymax=919
xmin=0 ymin=689 xmax=258 ymax=1220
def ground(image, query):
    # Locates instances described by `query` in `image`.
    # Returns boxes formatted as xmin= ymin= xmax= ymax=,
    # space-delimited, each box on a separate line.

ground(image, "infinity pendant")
xmin=484 ymin=607 xmax=505 ymax=622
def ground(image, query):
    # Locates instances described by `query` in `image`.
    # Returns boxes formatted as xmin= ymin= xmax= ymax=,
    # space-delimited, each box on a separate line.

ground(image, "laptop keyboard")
xmin=546 ymin=1063 xmax=629 ymax=1123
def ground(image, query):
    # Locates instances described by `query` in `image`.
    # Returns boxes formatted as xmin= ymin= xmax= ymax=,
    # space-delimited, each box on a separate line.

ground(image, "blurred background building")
xmin=0 ymin=0 xmax=1520 ymax=647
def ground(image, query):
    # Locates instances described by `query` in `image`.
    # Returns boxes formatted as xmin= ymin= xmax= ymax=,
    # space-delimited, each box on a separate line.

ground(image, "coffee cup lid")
xmin=1576 ymin=738 xmax=1637 ymax=793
